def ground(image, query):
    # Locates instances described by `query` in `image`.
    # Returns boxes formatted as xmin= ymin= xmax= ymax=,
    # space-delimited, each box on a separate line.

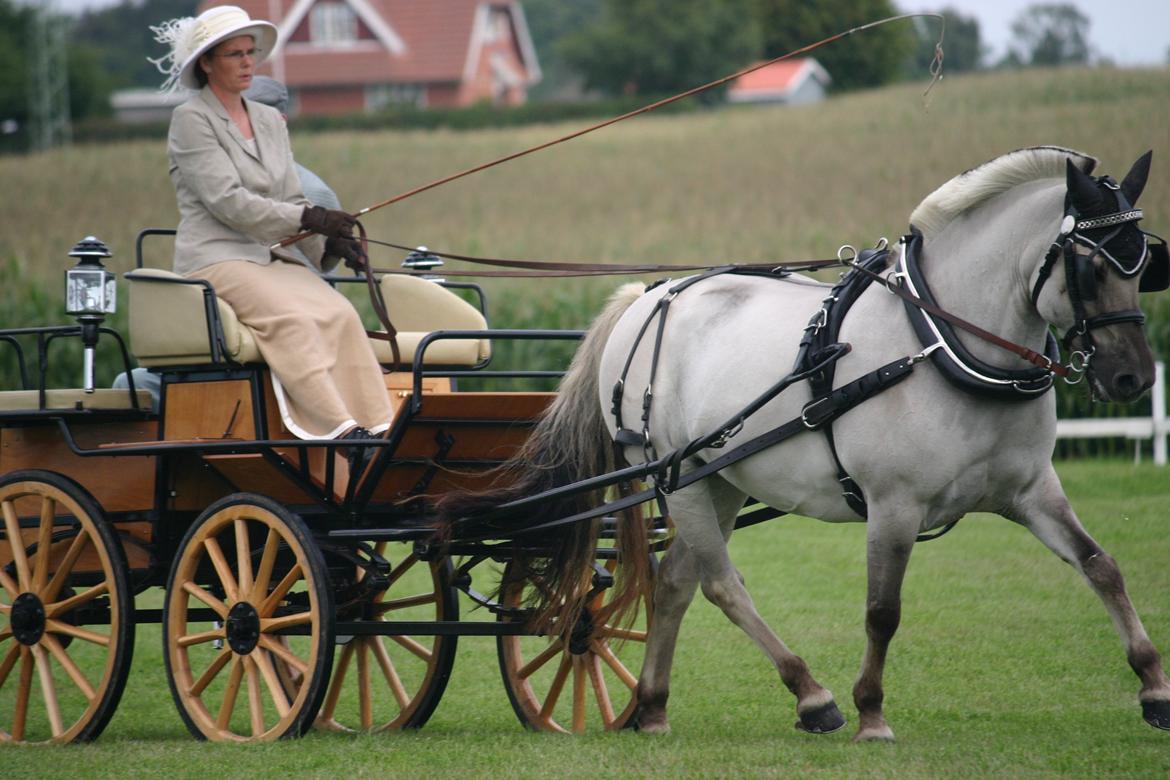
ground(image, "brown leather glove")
xmin=300 ymin=205 xmax=356 ymax=239
xmin=325 ymin=236 xmax=364 ymax=272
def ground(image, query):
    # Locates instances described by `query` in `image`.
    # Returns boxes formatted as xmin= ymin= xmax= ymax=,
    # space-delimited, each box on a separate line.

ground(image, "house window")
xmin=366 ymin=84 xmax=424 ymax=111
xmin=311 ymin=2 xmax=357 ymax=45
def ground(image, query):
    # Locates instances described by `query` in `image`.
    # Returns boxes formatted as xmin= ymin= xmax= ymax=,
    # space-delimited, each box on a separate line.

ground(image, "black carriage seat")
xmin=124 ymin=269 xmax=491 ymax=368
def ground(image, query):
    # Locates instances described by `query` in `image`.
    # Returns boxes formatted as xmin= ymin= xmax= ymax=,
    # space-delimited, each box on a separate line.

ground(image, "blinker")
xmin=1140 ymin=239 xmax=1170 ymax=293
xmin=1073 ymin=248 xmax=1098 ymax=302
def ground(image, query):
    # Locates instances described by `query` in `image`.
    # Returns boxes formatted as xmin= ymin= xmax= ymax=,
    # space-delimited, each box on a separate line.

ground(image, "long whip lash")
xmin=273 ymin=13 xmax=944 ymax=251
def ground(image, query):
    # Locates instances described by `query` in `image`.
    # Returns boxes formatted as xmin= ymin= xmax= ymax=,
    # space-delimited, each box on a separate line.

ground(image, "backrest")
xmin=379 ymin=274 xmax=488 ymax=331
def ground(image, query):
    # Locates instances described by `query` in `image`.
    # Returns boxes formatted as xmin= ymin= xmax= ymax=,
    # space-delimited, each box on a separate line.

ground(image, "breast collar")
xmin=897 ymin=231 xmax=1061 ymax=401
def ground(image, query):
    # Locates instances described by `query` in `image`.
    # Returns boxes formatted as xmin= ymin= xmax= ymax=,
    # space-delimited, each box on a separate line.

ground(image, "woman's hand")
xmin=325 ymin=236 xmax=364 ymax=272
xmin=301 ymin=205 xmax=357 ymax=239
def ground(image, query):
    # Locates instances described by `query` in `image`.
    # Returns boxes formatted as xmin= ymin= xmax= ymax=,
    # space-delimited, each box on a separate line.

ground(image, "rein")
xmin=273 ymin=13 xmax=945 ymax=253
xmin=847 ymin=242 xmax=1072 ymax=379
xmin=360 ymin=237 xmax=847 ymax=278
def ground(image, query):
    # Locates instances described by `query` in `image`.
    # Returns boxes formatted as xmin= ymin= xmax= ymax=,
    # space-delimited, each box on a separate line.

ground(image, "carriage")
xmin=0 ymin=228 xmax=678 ymax=743
xmin=6 ymin=147 xmax=1170 ymax=746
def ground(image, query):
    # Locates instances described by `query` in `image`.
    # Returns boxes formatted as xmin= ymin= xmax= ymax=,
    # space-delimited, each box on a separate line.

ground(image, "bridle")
xmin=1029 ymin=176 xmax=1170 ymax=377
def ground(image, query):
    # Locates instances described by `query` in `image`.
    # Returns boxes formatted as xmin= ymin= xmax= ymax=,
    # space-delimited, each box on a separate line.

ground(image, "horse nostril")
xmin=1113 ymin=373 xmax=1146 ymax=399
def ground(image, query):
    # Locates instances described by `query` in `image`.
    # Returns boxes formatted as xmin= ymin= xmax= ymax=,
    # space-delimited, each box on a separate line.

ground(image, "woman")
xmin=150 ymin=6 xmax=392 ymax=465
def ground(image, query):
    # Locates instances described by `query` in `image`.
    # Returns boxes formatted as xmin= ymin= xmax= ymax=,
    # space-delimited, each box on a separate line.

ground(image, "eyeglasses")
xmin=213 ymin=47 xmax=261 ymax=60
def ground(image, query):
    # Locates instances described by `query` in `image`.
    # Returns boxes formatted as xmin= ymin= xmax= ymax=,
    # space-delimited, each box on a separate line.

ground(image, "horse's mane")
xmin=909 ymin=146 xmax=1098 ymax=238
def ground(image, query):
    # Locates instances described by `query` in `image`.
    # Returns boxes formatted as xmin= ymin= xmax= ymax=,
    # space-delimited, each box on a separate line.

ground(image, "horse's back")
xmin=599 ymin=272 xmax=865 ymax=519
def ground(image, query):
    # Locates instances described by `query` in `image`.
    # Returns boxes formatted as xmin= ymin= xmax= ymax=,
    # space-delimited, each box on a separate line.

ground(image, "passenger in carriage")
xmin=243 ymin=77 xmax=341 ymax=213
xmin=149 ymin=5 xmax=391 ymax=469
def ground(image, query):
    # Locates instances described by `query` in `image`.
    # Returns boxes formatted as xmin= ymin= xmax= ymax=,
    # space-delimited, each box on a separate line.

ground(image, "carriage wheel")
xmin=163 ymin=494 xmax=334 ymax=742
xmin=497 ymin=554 xmax=653 ymax=733
xmin=313 ymin=542 xmax=458 ymax=732
xmin=0 ymin=470 xmax=134 ymax=744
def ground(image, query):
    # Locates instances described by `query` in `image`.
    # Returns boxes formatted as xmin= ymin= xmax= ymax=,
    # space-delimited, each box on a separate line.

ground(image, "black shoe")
xmin=339 ymin=426 xmax=376 ymax=475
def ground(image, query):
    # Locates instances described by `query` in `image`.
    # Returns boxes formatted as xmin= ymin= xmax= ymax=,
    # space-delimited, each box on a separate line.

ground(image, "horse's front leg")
xmin=853 ymin=507 xmax=921 ymax=742
xmin=1010 ymin=467 xmax=1170 ymax=730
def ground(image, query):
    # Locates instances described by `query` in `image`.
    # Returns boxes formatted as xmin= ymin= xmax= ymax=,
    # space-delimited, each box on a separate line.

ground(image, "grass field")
xmin=3 ymin=66 xmax=1170 ymax=775
xmin=2 ymin=460 xmax=1170 ymax=778
xmin=3 ymin=65 xmax=1170 ymax=417
xmin=2 ymin=66 xmax=1168 ymax=289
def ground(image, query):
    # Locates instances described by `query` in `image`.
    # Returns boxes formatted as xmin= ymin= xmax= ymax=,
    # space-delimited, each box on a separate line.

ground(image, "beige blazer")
xmin=167 ymin=86 xmax=328 ymax=276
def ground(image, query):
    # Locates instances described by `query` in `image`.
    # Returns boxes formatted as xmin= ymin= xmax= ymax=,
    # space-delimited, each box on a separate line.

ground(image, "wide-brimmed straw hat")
xmin=149 ymin=5 xmax=277 ymax=92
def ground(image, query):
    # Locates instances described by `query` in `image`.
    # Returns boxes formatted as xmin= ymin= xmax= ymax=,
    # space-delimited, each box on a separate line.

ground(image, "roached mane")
xmin=909 ymin=146 xmax=1098 ymax=238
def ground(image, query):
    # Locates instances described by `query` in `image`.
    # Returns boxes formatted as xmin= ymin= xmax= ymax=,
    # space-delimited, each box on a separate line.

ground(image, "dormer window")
xmin=483 ymin=7 xmax=510 ymax=43
xmin=311 ymin=2 xmax=357 ymax=45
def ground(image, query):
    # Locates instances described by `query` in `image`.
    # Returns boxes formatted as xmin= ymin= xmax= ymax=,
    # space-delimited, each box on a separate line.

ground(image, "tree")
xmin=521 ymin=0 xmax=601 ymax=99
xmin=559 ymin=0 xmax=762 ymax=97
xmin=905 ymin=7 xmax=983 ymax=77
xmin=1006 ymin=3 xmax=1091 ymax=67
xmin=753 ymin=0 xmax=914 ymax=91
xmin=71 ymin=0 xmax=198 ymax=90
xmin=0 ymin=0 xmax=34 ymax=148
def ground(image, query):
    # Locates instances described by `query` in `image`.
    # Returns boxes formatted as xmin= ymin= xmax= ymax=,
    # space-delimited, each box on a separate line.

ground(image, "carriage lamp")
xmin=65 ymin=236 xmax=116 ymax=393
xmin=403 ymin=246 xmax=445 ymax=281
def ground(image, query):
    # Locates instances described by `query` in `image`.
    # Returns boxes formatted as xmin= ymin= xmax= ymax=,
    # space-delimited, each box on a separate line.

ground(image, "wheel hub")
xmin=568 ymin=609 xmax=594 ymax=656
xmin=11 ymin=592 xmax=47 ymax=646
xmin=225 ymin=601 xmax=261 ymax=655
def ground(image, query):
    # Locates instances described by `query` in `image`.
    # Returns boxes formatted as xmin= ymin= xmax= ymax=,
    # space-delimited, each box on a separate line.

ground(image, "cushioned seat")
xmin=0 ymin=388 xmax=154 ymax=412
xmin=126 ymin=269 xmax=490 ymax=368
xmin=367 ymin=274 xmax=491 ymax=366
xmin=127 ymin=268 xmax=262 ymax=367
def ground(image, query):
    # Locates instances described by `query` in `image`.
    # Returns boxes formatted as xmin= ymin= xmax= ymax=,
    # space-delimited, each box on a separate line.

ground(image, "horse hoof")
xmin=794 ymin=702 xmax=846 ymax=734
xmin=632 ymin=705 xmax=672 ymax=735
xmin=1141 ymin=698 xmax=1170 ymax=730
xmin=636 ymin=719 xmax=672 ymax=736
xmin=853 ymin=725 xmax=896 ymax=743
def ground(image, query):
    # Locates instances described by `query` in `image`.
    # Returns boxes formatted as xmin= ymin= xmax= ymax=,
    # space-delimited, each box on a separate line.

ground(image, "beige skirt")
xmin=193 ymin=259 xmax=393 ymax=439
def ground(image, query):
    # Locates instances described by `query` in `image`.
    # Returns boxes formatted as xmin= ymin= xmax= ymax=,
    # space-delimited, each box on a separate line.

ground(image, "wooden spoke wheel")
xmin=314 ymin=542 xmax=458 ymax=732
xmin=0 ymin=470 xmax=134 ymax=744
xmin=497 ymin=555 xmax=653 ymax=733
xmin=163 ymin=494 xmax=334 ymax=742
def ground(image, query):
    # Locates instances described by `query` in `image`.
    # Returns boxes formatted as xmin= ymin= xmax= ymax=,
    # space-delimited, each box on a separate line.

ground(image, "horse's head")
xmin=1031 ymin=152 xmax=1167 ymax=402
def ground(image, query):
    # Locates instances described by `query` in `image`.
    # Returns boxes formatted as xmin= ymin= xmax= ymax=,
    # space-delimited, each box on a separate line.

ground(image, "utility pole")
xmin=29 ymin=0 xmax=72 ymax=152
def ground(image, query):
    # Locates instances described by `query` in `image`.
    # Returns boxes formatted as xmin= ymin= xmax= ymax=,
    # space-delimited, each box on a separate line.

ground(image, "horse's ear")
xmin=1066 ymin=157 xmax=1103 ymax=213
xmin=1120 ymin=150 xmax=1153 ymax=205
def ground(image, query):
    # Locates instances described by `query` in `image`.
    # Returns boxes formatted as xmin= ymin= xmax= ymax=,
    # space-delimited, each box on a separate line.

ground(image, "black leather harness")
xmin=609 ymin=256 xmax=920 ymax=523
xmin=601 ymin=186 xmax=1164 ymax=537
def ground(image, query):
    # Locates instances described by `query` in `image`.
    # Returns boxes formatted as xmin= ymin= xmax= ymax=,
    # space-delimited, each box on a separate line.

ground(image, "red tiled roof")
xmin=728 ymin=58 xmax=829 ymax=97
xmin=205 ymin=0 xmax=535 ymax=87
xmin=735 ymin=60 xmax=805 ymax=91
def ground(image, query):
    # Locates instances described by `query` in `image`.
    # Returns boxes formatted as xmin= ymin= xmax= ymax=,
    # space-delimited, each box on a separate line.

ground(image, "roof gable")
xmin=207 ymin=0 xmax=541 ymax=87
xmin=728 ymin=58 xmax=830 ymax=100
xmin=273 ymin=0 xmax=406 ymax=56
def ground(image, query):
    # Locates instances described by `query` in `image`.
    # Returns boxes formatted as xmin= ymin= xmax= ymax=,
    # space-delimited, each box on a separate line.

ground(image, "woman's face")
xmin=199 ymin=34 xmax=258 ymax=94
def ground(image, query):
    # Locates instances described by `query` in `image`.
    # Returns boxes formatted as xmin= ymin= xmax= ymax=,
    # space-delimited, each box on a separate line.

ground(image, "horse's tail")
xmin=435 ymin=282 xmax=650 ymax=637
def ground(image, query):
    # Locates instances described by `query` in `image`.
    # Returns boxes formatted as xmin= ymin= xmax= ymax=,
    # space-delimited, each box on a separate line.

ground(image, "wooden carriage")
xmin=0 ymin=231 xmax=657 ymax=743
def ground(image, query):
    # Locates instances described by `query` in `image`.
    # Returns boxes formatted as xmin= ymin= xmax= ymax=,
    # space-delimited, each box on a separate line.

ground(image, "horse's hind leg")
xmin=1010 ymin=468 xmax=1170 ymax=729
xmin=637 ymin=477 xmax=742 ymax=734
xmin=635 ymin=535 xmax=700 ymax=734
xmin=660 ymin=477 xmax=845 ymax=734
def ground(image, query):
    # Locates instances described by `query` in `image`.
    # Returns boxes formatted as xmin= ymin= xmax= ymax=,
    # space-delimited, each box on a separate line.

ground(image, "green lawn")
xmin=4 ymin=460 xmax=1169 ymax=778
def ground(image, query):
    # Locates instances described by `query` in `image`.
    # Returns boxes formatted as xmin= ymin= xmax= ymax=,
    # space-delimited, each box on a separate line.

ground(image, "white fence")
xmin=1055 ymin=361 xmax=1168 ymax=465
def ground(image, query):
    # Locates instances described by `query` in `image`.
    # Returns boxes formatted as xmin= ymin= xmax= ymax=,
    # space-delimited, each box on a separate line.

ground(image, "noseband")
xmin=1029 ymin=177 xmax=1168 ymax=369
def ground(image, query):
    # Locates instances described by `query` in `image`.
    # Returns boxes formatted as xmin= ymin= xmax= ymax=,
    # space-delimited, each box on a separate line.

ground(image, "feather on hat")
xmin=149 ymin=5 xmax=277 ymax=92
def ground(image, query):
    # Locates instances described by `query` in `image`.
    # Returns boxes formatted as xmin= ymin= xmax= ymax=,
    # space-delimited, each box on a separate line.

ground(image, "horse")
xmin=439 ymin=147 xmax=1170 ymax=741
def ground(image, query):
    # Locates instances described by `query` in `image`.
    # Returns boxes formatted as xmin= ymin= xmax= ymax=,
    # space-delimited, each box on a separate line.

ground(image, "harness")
xmin=1029 ymin=175 xmax=1169 ymax=374
xmin=609 ymin=255 xmax=921 ymax=523
xmin=605 ymin=189 xmax=1168 ymax=536
xmin=899 ymin=231 xmax=1063 ymax=399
